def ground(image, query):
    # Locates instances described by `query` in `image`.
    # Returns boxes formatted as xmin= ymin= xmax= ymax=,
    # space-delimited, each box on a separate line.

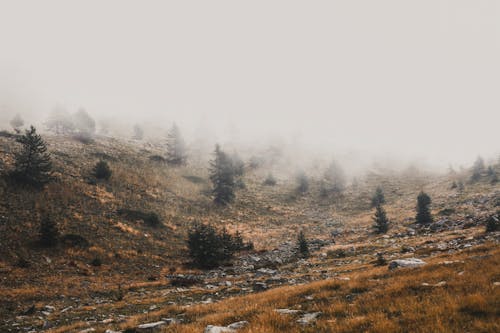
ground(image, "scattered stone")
xmin=203 ymin=325 xmax=235 ymax=333
xmin=253 ymin=282 xmax=268 ymax=291
xmin=389 ymin=258 xmax=426 ymax=270
xmin=43 ymin=305 xmax=55 ymax=312
xmin=61 ymin=306 xmax=73 ymax=313
xmin=275 ymin=309 xmax=301 ymax=315
xmin=297 ymin=312 xmax=321 ymax=325
xmin=422 ymin=281 xmax=447 ymax=287
xmin=137 ymin=321 xmax=167 ymax=331
xmin=227 ymin=321 xmax=249 ymax=329
xmin=78 ymin=329 xmax=96 ymax=333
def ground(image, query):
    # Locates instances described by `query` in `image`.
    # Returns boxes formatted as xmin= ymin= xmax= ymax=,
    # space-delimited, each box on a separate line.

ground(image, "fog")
xmin=0 ymin=1 xmax=499 ymax=169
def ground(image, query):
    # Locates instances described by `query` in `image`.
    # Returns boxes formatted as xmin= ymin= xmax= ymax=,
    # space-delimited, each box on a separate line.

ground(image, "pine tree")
xmin=166 ymin=123 xmax=187 ymax=166
xmin=46 ymin=108 xmax=75 ymax=134
xmin=416 ymin=191 xmax=433 ymax=224
xmin=133 ymin=124 xmax=144 ymax=140
xmin=371 ymin=186 xmax=386 ymax=207
xmin=93 ymin=160 xmax=112 ymax=180
xmin=39 ymin=214 xmax=59 ymax=247
xmin=372 ymin=204 xmax=389 ymax=233
xmin=209 ymin=144 xmax=235 ymax=205
xmin=296 ymin=171 xmax=309 ymax=194
xmin=10 ymin=114 xmax=24 ymax=132
xmin=321 ymin=159 xmax=346 ymax=196
xmin=11 ymin=126 xmax=52 ymax=186
xmin=470 ymin=156 xmax=485 ymax=182
xmin=297 ymin=230 xmax=309 ymax=258
xmin=73 ymin=108 xmax=96 ymax=135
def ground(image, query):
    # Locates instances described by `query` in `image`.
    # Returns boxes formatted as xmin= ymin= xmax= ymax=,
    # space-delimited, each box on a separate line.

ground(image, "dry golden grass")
xmin=94 ymin=245 xmax=498 ymax=333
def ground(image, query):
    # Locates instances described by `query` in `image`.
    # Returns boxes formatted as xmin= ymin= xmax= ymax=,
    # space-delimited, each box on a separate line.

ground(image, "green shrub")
xmin=187 ymin=223 xmax=248 ymax=268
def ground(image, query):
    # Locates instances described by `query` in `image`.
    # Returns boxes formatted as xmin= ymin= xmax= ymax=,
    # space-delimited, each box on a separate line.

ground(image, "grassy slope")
xmin=0 ymin=133 xmax=498 ymax=332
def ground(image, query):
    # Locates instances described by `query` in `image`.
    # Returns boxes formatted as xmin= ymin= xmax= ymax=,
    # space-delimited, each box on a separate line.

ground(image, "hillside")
xmin=0 ymin=132 xmax=499 ymax=333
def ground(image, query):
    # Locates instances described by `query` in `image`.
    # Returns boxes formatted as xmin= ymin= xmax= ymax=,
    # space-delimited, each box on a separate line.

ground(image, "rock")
xmin=203 ymin=325 xmax=235 ymax=333
xmin=137 ymin=321 xmax=167 ymax=331
xmin=422 ymin=281 xmax=447 ymax=287
xmin=43 ymin=305 xmax=55 ymax=312
xmin=204 ymin=321 xmax=248 ymax=332
xmin=253 ymin=282 xmax=268 ymax=291
xmin=61 ymin=306 xmax=73 ymax=313
xmin=78 ymin=329 xmax=96 ymax=333
xmin=105 ymin=330 xmax=122 ymax=333
xmin=275 ymin=309 xmax=301 ymax=315
xmin=297 ymin=312 xmax=321 ymax=325
xmin=255 ymin=268 xmax=277 ymax=276
xmin=227 ymin=321 xmax=249 ymax=329
xmin=389 ymin=258 xmax=426 ymax=270
xmin=162 ymin=318 xmax=181 ymax=324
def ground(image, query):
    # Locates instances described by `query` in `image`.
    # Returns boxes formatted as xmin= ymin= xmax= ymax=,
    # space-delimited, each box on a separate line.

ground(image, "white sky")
xmin=0 ymin=0 xmax=499 ymax=167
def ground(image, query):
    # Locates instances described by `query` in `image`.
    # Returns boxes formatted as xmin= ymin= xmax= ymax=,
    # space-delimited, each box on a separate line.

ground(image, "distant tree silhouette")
xmin=73 ymin=108 xmax=96 ymax=136
xmin=93 ymin=160 xmax=112 ymax=180
xmin=373 ymin=204 xmax=389 ymax=233
xmin=209 ymin=144 xmax=235 ymax=205
xmin=10 ymin=114 xmax=24 ymax=132
xmin=296 ymin=171 xmax=309 ymax=194
xmin=263 ymin=173 xmax=277 ymax=186
xmin=371 ymin=186 xmax=386 ymax=207
xmin=416 ymin=191 xmax=433 ymax=224
xmin=166 ymin=123 xmax=187 ymax=166
xmin=46 ymin=108 xmax=75 ymax=134
xmin=39 ymin=214 xmax=59 ymax=247
xmin=230 ymin=152 xmax=246 ymax=189
xmin=133 ymin=124 xmax=144 ymax=140
xmin=321 ymin=159 xmax=346 ymax=196
xmin=470 ymin=156 xmax=485 ymax=182
xmin=10 ymin=126 xmax=52 ymax=186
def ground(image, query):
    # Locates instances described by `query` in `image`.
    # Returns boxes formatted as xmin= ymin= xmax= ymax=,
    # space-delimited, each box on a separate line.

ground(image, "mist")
xmin=1 ymin=0 xmax=499 ymax=169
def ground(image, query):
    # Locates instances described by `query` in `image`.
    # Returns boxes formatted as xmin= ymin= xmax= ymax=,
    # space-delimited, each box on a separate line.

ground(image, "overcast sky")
xmin=0 ymin=0 xmax=498 ymax=166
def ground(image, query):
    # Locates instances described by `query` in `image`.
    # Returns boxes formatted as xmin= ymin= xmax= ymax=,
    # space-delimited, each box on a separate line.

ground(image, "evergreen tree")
xmin=73 ymin=108 xmax=96 ymax=135
xmin=11 ymin=126 xmax=52 ymax=186
xmin=470 ymin=156 xmax=485 ymax=182
xmin=39 ymin=214 xmax=59 ymax=247
xmin=230 ymin=152 xmax=246 ymax=188
xmin=486 ymin=166 xmax=498 ymax=184
xmin=372 ymin=204 xmax=389 ymax=233
xmin=46 ymin=108 xmax=75 ymax=134
xmin=371 ymin=186 xmax=386 ymax=207
xmin=321 ymin=159 xmax=346 ymax=196
xmin=296 ymin=171 xmax=309 ymax=194
xmin=166 ymin=123 xmax=187 ymax=166
xmin=416 ymin=191 xmax=433 ymax=224
xmin=209 ymin=144 xmax=235 ymax=205
xmin=187 ymin=223 xmax=244 ymax=268
xmin=457 ymin=181 xmax=465 ymax=191
xmin=297 ymin=230 xmax=309 ymax=258
xmin=10 ymin=114 xmax=24 ymax=132
xmin=93 ymin=160 xmax=112 ymax=180
xmin=263 ymin=173 xmax=277 ymax=186
xmin=133 ymin=124 xmax=144 ymax=140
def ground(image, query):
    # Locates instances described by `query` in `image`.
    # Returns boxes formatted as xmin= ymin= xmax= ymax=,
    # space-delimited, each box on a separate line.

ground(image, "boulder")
xmin=389 ymin=258 xmax=426 ymax=270
xmin=137 ymin=321 xmax=167 ymax=332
